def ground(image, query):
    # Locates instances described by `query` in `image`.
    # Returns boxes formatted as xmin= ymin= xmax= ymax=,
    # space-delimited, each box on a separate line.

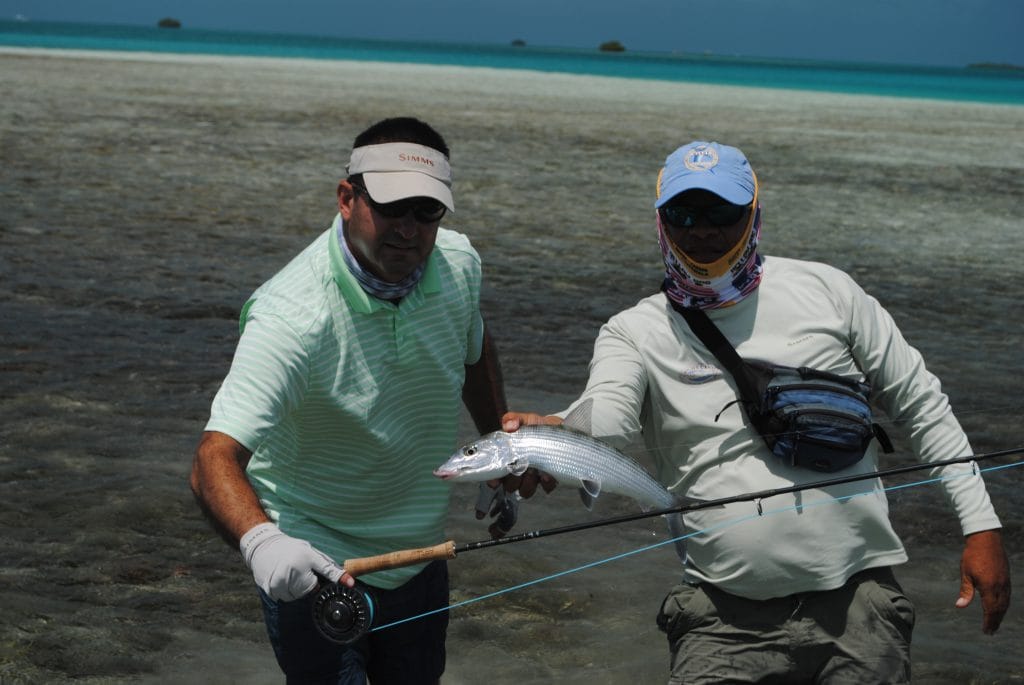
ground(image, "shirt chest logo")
xmin=680 ymin=363 xmax=723 ymax=384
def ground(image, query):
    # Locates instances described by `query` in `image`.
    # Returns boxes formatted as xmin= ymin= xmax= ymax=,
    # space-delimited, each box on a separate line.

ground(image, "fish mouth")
xmin=433 ymin=469 xmax=455 ymax=480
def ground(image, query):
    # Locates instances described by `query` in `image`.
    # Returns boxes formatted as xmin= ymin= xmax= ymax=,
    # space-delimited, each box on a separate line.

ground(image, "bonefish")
xmin=434 ymin=400 xmax=693 ymax=562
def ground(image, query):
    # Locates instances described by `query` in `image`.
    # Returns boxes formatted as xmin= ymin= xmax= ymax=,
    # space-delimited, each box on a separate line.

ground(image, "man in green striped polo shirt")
xmin=190 ymin=117 xmax=508 ymax=684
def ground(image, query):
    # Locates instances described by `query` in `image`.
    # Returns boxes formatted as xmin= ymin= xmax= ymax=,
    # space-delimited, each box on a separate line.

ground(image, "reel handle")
xmin=343 ymin=540 xmax=456 ymax=577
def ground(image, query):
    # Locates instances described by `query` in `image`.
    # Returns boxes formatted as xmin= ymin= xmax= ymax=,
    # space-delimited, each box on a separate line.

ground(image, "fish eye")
xmin=464 ymin=447 xmax=477 ymax=456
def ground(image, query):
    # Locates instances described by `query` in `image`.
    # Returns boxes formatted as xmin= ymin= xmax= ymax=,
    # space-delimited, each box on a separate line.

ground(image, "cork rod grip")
xmin=342 ymin=540 xmax=457 ymax=577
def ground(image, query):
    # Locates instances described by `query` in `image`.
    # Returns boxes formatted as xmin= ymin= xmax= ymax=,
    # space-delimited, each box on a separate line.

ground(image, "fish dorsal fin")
xmin=562 ymin=398 xmax=594 ymax=436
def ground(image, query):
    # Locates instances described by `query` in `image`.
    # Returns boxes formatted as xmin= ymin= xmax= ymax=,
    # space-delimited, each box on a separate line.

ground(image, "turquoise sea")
xmin=2 ymin=19 xmax=1023 ymax=106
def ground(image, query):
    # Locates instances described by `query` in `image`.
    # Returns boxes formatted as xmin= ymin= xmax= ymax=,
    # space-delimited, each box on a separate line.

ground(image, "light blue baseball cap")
xmin=655 ymin=141 xmax=756 ymax=208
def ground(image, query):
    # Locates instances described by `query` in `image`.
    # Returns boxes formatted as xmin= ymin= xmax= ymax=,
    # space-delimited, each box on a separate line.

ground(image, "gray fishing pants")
xmin=656 ymin=566 xmax=914 ymax=684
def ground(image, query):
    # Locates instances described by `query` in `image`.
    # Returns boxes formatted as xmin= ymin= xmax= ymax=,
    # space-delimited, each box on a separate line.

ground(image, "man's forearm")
xmin=190 ymin=430 xmax=270 ymax=546
xmin=463 ymin=326 xmax=508 ymax=434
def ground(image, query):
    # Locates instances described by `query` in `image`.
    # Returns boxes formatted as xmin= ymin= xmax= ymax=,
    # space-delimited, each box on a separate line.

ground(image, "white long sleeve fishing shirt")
xmin=570 ymin=255 xmax=1001 ymax=599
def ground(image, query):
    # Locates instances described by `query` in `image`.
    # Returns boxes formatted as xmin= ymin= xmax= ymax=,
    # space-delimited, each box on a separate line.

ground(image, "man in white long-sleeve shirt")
xmin=503 ymin=141 xmax=1009 ymax=684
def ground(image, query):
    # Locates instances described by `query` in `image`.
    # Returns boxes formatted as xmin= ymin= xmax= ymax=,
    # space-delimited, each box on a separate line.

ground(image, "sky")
xmin=2 ymin=0 xmax=1023 ymax=68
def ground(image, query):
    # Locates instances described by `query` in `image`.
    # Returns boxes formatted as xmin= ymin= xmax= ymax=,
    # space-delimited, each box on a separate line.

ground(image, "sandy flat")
xmin=1 ymin=47 xmax=1021 ymax=683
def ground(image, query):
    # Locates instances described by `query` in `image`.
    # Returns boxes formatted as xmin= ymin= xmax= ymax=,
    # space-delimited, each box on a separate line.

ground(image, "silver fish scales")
xmin=505 ymin=423 xmax=676 ymax=512
xmin=435 ymin=401 xmax=690 ymax=563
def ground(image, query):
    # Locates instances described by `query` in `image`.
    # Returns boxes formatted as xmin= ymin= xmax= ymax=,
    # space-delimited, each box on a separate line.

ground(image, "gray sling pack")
xmin=666 ymin=292 xmax=893 ymax=472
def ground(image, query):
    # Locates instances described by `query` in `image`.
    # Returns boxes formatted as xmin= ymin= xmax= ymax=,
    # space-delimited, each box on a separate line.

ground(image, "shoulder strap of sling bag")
xmin=663 ymin=290 xmax=762 ymax=408
xmin=663 ymin=288 xmax=895 ymax=453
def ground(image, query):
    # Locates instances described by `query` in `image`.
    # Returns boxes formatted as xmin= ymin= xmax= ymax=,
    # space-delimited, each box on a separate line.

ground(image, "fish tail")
xmin=666 ymin=512 xmax=688 ymax=565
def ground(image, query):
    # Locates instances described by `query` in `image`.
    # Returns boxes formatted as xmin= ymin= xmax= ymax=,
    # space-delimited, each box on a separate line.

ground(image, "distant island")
xmin=967 ymin=62 xmax=1023 ymax=71
xmin=511 ymin=39 xmax=526 ymax=47
xmin=599 ymin=40 xmax=625 ymax=53
xmin=157 ymin=17 xmax=181 ymax=29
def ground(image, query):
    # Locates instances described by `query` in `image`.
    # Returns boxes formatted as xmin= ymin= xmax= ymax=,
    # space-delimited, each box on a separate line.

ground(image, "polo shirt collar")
xmin=328 ymin=214 xmax=440 ymax=314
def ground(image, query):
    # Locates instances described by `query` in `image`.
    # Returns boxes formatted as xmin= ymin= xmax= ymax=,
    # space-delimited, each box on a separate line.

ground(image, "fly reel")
xmin=312 ymin=582 xmax=375 ymax=644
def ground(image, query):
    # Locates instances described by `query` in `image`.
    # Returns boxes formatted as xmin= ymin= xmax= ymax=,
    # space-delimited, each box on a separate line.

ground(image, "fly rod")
xmin=313 ymin=445 xmax=1022 ymax=643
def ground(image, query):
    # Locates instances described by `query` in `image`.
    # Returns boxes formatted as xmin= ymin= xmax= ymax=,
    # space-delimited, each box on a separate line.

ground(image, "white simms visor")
xmin=346 ymin=142 xmax=454 ymax=211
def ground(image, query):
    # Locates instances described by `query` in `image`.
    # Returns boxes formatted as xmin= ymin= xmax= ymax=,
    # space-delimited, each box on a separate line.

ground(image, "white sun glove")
xmin=239 ymin=522 xmax=345 ymax=601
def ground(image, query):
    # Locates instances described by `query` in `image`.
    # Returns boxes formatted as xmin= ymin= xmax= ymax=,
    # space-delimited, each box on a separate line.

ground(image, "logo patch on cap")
xmin=397 ymin=152 xmax=436 ymax=168
xmin=683 ymin=145 xmax=719 ymax=172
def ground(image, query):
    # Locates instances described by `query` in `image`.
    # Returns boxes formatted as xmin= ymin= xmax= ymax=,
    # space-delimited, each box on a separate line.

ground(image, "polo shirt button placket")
xmin=393 ymin=312 xmax=405 ymax=357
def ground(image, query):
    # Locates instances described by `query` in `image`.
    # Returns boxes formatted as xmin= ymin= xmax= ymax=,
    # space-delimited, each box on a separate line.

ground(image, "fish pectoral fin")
xmin=508 ymin=457 xmax=530 ymax=476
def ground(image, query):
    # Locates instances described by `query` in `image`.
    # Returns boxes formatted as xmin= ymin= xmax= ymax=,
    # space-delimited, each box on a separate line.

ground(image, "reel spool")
xmin=309 ymin=540 xmax=455 ymax=644
xmin=312 ymin=582 xmax=375 ymax=644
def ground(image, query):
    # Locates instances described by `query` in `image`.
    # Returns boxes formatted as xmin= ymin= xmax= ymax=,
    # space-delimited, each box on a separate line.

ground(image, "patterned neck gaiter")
xmin=338 ymin=220 xmax=425 ymax=301
xmin=657 ymin=202 xmax=764 ymax=310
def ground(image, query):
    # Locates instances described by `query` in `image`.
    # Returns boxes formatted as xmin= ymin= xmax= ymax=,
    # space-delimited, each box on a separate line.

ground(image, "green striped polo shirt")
xmin=206 ymin=214 xmax=484 ymax=589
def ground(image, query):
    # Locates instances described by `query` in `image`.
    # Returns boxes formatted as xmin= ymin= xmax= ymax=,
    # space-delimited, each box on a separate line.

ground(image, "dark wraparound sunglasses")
xmin=350 ymin=182 xmax=447 ymax=223
xmin=659 ymin=202 xmax=749 ymax=229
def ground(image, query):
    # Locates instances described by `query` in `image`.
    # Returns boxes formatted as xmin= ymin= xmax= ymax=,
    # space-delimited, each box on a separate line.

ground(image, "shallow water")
xmin=0 ymin=51 xmax=1021 ymax=683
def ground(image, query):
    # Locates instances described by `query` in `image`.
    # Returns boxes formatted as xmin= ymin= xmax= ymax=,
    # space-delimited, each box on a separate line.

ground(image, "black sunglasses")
xmin=350 ymin=182 xmax=447 ymax=224
xmin=659 ymin=202 xmax=749 ymax=229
